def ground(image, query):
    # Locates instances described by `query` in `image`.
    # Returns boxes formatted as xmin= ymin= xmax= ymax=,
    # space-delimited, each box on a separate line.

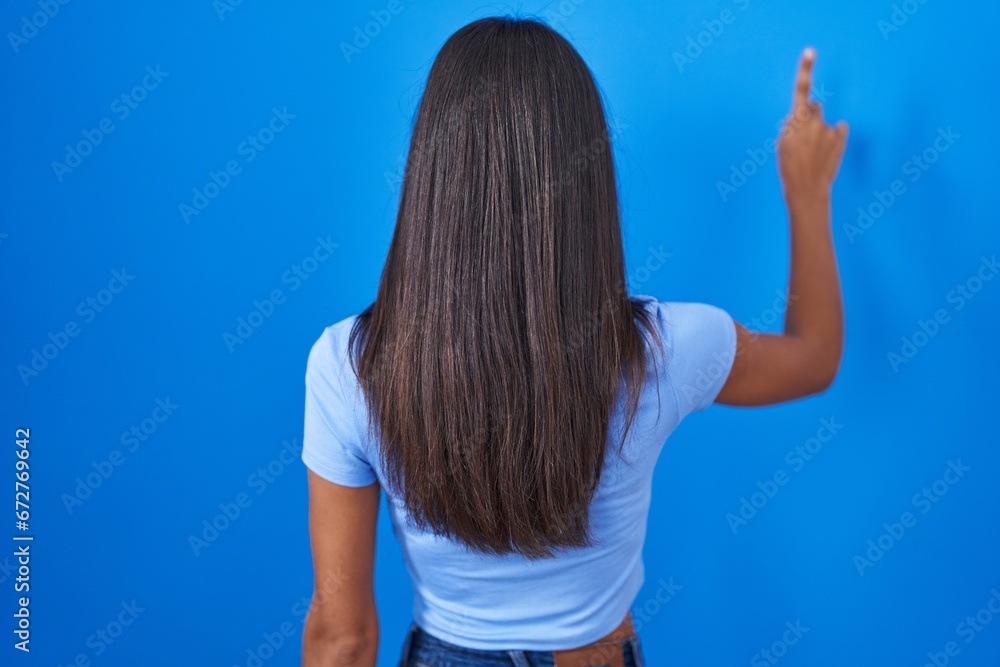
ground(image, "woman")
xmin=301 ymin=16 xmax=847 ymax=667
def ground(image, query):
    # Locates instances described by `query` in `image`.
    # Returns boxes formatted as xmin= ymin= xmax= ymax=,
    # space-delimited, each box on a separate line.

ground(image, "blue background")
xmin=3 ymin=1 xmax=999 ymax=665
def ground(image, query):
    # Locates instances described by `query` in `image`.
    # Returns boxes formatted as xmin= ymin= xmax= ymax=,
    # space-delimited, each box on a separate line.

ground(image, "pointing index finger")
xmin=793 ymin=47 xmax=815 ymax=111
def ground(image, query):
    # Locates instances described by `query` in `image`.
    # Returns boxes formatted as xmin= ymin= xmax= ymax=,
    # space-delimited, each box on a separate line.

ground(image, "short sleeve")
xmin=301 ymin=322 xmax=378 ymax=487
xmin=656 ymin=301 xmax=738 ymax=417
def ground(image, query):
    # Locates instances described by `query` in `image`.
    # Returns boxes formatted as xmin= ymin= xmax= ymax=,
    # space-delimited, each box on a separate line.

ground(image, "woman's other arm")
xmin=302 ymin=471 xmax=380 ymax=666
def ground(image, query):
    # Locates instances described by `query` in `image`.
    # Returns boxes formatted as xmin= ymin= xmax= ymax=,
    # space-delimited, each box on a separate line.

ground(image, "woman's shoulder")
xmin=630 ymin=293 xmax=732 ymax=340
xmin=632 ymin=293 xmax=737 ymax=413
xmin=306 ymin=311 xmax=366 ymax=394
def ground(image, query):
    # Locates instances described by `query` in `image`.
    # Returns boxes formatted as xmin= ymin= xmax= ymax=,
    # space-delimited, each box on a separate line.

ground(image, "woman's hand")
xmin=776 ymin=48 xmax=849 ymax=201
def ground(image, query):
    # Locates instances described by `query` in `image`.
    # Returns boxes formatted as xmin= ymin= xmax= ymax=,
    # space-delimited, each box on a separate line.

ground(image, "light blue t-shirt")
xmin=301 ymin=295 xmax=737 ymax=650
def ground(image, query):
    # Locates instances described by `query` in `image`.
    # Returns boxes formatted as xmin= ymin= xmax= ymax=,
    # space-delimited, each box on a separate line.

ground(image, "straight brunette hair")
xmin=348 ymin=16 xmax=663 ymax=559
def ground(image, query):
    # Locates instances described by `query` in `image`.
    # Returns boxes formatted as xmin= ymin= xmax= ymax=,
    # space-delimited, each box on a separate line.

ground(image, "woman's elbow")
xmin=805 ymin=357 xmax=841 ymax=396
xmin=303 ymin=619 xmax=378 ymax=666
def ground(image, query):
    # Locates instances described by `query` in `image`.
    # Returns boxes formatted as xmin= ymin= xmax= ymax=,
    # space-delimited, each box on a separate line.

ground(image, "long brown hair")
xmin=348 ymin=16 xmax=662 ymax=559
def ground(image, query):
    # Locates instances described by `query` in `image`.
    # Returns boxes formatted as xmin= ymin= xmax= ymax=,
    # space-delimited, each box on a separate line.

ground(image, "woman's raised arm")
xmin=716 ymin=47 xmax=849 ymax=406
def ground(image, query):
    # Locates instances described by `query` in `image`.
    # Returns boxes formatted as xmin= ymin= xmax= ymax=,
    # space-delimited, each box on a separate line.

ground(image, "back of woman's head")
xmin=350 ymin=16 xmax=660 ymax=559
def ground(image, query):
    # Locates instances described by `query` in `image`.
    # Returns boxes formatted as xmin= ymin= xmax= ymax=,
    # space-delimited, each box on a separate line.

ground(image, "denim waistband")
xmin=397 ymin=621 xmax=646 ymax=667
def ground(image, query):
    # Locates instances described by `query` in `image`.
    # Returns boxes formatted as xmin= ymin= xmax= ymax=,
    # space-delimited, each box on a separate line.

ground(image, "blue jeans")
xmin=397 ymin=622 xmax=647 ymax=667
